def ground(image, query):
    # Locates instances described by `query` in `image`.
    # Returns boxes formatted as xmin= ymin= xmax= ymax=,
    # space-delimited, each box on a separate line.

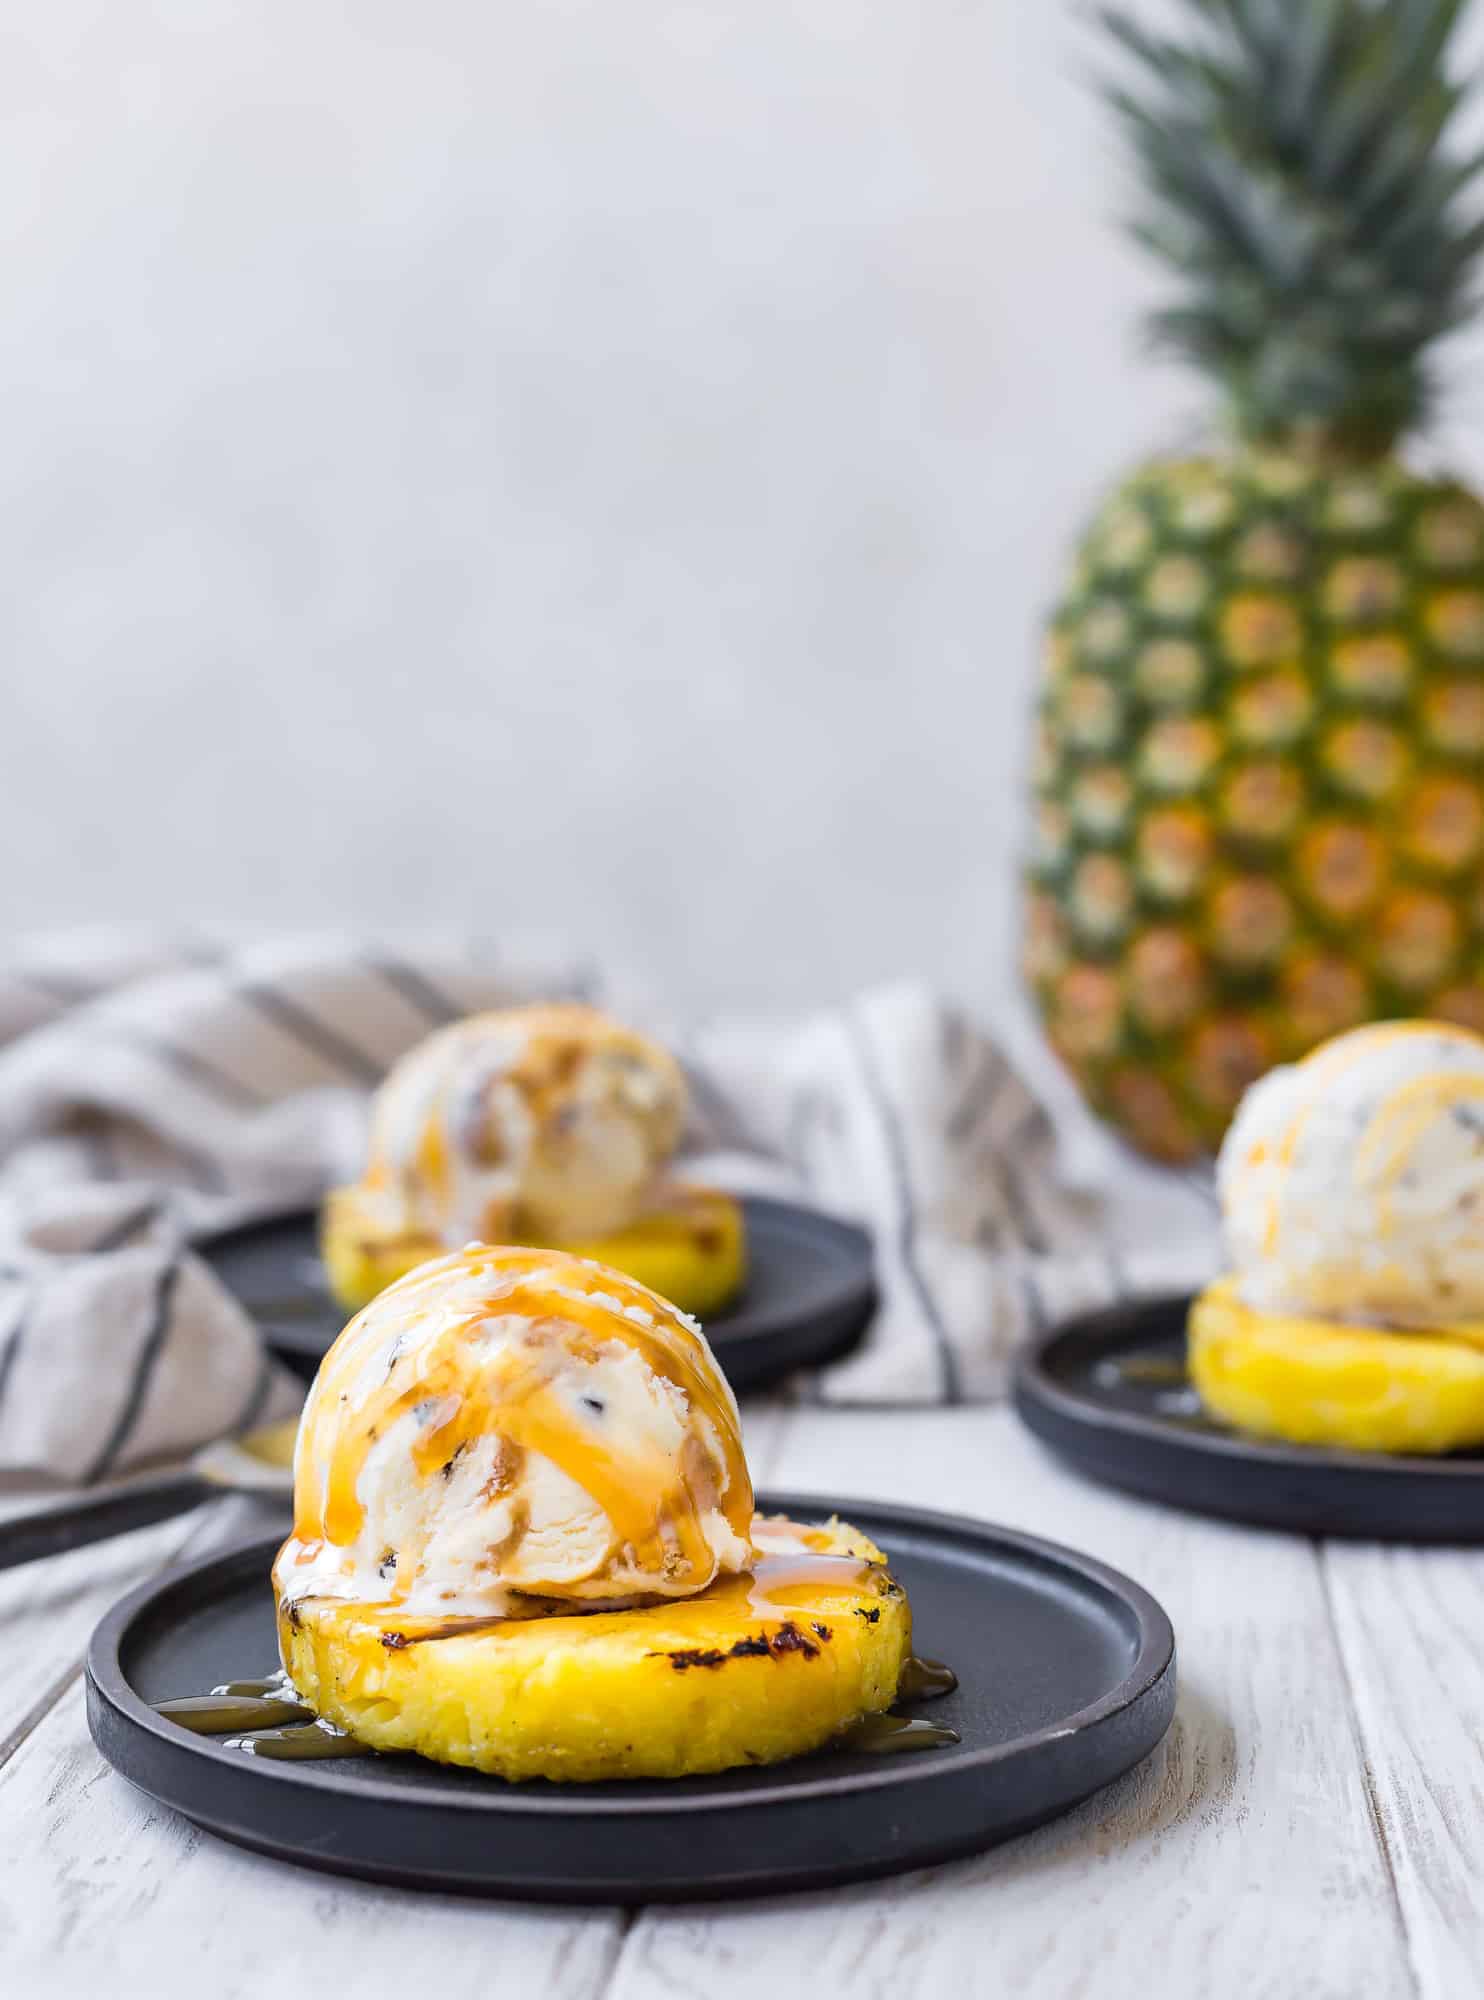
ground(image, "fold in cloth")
xmin=0 ymin=931 xmax=1219 ymax=1483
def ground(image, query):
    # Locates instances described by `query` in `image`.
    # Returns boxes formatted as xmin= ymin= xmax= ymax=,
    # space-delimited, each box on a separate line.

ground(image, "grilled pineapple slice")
xmin=278 ymin=1516 xmax=910 ymax=1782
xmin=1190 ymin=1276 xmax=1484 ymax=1455
xmin=319 ymin=1187 xmax=437 ymax=1314
xmin=321 ymin=1180 xmax=745 ymax=1321
xmin=563 ymin=1184 xmax=746 ymax=1321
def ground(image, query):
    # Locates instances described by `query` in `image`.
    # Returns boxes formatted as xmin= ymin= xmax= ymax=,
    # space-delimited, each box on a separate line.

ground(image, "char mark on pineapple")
xmin=656 ymin=1621 xmax=824 ymax=1671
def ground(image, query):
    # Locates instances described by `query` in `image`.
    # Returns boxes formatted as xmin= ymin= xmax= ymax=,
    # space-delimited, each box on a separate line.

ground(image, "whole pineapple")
xmin=1026 ymin=0 xmax=1484 ymax=1162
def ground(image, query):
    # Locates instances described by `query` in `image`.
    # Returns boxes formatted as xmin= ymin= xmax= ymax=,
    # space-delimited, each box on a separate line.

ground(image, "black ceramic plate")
xmin=1014 ymin=1292 xmax=1484 ymax=1542
xmin=86 ymin=1492 xmax=1175 ymax=1903
xmin=199 ymin=1197 xmax=876 ymax=1395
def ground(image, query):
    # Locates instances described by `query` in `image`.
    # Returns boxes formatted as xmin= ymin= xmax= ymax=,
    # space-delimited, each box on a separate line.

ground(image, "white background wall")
xmin=6 ymin=0 xmax=1484 ymax=1018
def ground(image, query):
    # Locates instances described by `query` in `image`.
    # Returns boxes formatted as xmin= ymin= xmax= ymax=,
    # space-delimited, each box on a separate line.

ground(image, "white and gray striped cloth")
xmin=0 ymin=932 xmax=1219 ymax=1485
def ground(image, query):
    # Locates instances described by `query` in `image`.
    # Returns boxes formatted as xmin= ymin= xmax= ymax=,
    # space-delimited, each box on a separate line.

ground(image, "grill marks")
xmin=659 ymin=1619 xmax=831 ymax=1671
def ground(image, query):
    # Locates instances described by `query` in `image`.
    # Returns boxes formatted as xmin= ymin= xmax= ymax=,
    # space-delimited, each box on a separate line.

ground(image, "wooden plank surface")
xmin=0 ymin=1403 xmax=795 ymax=1999
xmin=611 ymin=1409 xmax=1415 ymax=2000
xmin=5 ymin=1405 xmax=1477 ymax=1999
xmin=0 ymin=1490 xmax=627 ymax=1998
xmin=0 ymin=1496 xmax=217 ymax=1764
xmin=1322 ymin=1541 xmax=1484 ymax=2000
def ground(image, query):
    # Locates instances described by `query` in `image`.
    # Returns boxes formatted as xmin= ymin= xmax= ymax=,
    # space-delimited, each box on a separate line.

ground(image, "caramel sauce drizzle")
xmin=338 ymin=1520 xmax=888 ymax=1649
xmin=291 ymin=1246 xmax=751 ymax=1601
xmin=1354 ymin=1072 xmax=1484 ymax=1234
xmin=839 ymin=1714 xmax=959 ymax=1753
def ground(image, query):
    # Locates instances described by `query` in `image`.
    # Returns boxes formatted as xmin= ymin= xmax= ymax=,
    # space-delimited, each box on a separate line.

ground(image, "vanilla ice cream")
xmin=359 ymin=1004 xmax=687 ymax=1248
xmin=1217 ymin=1020 xmax=1484 ymax=1327
xmin=273 ymin=1244 xmax=753 ymax=1619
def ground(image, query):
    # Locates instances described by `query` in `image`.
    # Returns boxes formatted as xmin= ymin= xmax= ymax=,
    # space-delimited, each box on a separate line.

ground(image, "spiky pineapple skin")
xmin=1026 ymin=450 xmax=1484 ymax=1161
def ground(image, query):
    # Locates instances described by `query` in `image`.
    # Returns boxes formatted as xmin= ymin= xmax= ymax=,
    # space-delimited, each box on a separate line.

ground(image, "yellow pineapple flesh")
xmin=322 ymin=1179 xmax=746 ymax=1320
xmin=278 ymin=1515 xmax=911 ymax=1782
xmin=1190 ymin=1276 xmax=1484 ymax=1455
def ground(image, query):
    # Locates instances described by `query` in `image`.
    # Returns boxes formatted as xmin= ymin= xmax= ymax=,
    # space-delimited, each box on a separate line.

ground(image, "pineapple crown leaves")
xmin=1098 ymin=0 xmax=1484 ymax=457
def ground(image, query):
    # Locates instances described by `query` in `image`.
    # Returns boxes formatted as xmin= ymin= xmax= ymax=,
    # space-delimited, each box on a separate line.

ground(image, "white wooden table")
xmin=3 ymin=1400 xmax=1478 ymax=1999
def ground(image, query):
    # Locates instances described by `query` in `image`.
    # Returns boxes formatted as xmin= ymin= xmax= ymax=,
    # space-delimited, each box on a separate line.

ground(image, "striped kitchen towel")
xmin=0 ymin=931 xmax=1219 ymax=1483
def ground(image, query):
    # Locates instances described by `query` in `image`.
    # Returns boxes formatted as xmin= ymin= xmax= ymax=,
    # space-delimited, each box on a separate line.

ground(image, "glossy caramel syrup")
xmin=1091 ymin=1350 xmax=1215 ymax=1427
xmin=231 ymin=1723 xmax=370 ymax=1760
xmin=155 ymin=1694 xmax=313 ymax=1734
xmin=158 ymin=1652 xmax=959 ymax=1764
xmin=843 ymin=1650 xmax=960 ymax=1751
xmin=357 ymin=1521 xmax=889 ymax=1648
xmin=1105 ymin=1353 xmax=1189 ymax=1387
xmin=152 ymin=1669 xmax=367 ymax=1757
xmin=837 ymin=1714 xmax=960 ymax=1753
xmin=897 ymin=1655 xmax=958 ymax=1701
xmin=286 ymin=1246 xmax=752 ymax=1608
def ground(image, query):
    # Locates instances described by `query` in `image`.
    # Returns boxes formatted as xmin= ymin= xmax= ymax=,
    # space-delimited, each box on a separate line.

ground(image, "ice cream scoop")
xmin=1217 ymin=1020 xmax=1484 ymax=1328
xmin=358 ymin=1003 xmax=687 ymax=1249
xmin=322 ymin=1004 xmax=743 ymax=1323
xmin=273 ymin=1244 xmax=753 ymax=1620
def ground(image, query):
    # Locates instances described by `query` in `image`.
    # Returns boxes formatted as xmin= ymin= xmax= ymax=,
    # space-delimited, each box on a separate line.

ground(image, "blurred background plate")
xmin=86 ymin=1494 xmax=1176 ymax=1902
xmin=200 ymin=1195 xmax=876 ymax=1394
xmin=1014 ymin=1295 xmax=1484 ymax=1543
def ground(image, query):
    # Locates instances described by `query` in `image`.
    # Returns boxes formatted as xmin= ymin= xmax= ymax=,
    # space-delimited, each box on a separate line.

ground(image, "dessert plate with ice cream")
xmin=201 ymin=1003 xmax=875 ymax=1395
xmin=87 ymin=1246 xmax=1174 ymax=1899
xmin=1015 ymin=1021 xmax=1484 ymax=1540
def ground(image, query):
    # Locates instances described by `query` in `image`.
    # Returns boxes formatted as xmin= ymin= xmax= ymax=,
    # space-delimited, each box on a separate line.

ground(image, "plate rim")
xmin=197 ymin=1194 xmax=879 ymax=1361
xmin=1014 ymin=1290 xmax=1484 ymax=1484
xmin=87 ymin=1487 xmax=1176 ymax=1821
